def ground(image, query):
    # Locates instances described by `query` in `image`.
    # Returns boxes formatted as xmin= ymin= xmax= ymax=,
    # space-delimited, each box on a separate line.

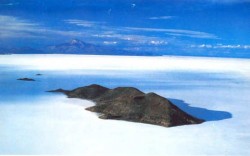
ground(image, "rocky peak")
xmin=69 ymin=39 xmax=86 ymax=46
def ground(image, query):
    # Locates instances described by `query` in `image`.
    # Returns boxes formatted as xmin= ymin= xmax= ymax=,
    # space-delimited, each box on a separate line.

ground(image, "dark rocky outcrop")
xmin=48 ymin=84 xmax=204 ymax=127
xmin=17 ymin=78 xmax=35 ymax=81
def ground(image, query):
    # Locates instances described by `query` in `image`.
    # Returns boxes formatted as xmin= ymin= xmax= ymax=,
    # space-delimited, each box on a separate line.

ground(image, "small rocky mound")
xmin=49 ymin=84 xmax=204 ymax=127
xmin=17 ymin=78 xmax=35 ymax=81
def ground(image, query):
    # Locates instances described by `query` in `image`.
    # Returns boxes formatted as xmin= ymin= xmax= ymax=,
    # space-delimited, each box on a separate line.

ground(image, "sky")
xmin=0 ymin=0 xmax=250 ymax=57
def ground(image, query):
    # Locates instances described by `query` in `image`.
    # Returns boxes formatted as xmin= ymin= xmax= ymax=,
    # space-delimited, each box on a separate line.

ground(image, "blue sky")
xmin=0 ymin=0 xmax=250 ymax=56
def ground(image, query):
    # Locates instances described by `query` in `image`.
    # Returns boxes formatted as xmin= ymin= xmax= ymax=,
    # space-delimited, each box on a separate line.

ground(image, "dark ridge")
xmin=36 ymin=74 xmax=42 ymax=76
xmin=66 ymin=84 xmax=110 ymax=99
xmin=48 ymin=84 xmax=204 ymax=127
xmin=94 ymin=87 xmax=144 ymax=104
xmin=17 ymin=78 xmax=35 ymax=81
xmin=47 ymin=88 xmax=69 ymax=94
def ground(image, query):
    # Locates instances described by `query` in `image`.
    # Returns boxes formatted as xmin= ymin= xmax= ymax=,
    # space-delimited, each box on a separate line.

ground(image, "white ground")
xmin=0 ymin=55 xmax=250 ymax=155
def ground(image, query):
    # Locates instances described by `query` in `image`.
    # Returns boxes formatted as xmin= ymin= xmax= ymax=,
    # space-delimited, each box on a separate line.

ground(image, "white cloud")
xmin=243 ymin=45 xmax=250 ymax=49
xmin=214 ymin=44 xmax=246 ymax=49
xmin=125 ymin=27 xmax=218 ymax=39
xmin=149 ymin=16 xmax=174 ymax=20
xmin=0 ymin=15 xmax=93 ymax=39
xmin=103 ymin=41 xmax=118 ymax=45
xmin=64 ymin=19 xmax=105 ymax=27
xmin=192 ymin=44 xmax=250 ymax=49
xmin=198 ymin=44 xmax=213 ymax=48
xmin=64 ymin=18 xmax=219 ymax=47
xmin=149 ymin=40 xmax=168 ymax=45
xmin=0 ymin=15 xmax=41 ymax=38
xmin=93 ymin=33 xmax=169 ymax=46
xmin=65 ymin=18 xmax=218 ymax=40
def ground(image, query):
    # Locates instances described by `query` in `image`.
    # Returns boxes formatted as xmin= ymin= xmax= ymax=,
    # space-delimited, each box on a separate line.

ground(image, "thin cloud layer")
xmin=0 ymin=15 xmax=91 ymax=39
xmin=0 ymin=15 xmax=40 ymax=38
xmin=125 ymin=27 xmax=218 ymax=39
xmin=149 ymin=16 xmax=174 ymax=20
xmin=191 ymin=44 xmax=250 ymax=49
xmin=64 ymin=19 xmax=105 ymax=28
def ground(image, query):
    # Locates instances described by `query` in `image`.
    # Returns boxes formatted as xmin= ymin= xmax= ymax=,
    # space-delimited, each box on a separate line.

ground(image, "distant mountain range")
xmin=45 ymin=39 xmax=120 ymax=55
xmin=0 ymin=39 xmax=147 ymax=55
xmin=0 ymin=47 xmax=45 ymax=54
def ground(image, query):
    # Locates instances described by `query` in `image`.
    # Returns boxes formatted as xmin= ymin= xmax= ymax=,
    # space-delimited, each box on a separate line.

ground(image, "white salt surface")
xmin=0 ymin=55 xmax=250 ymax=155
xmin=0 ymin=54 xmax=250 ymax=77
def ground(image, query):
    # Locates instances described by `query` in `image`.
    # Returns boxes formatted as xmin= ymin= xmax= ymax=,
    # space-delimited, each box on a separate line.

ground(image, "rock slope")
xmin=49 ymin=84 xmax=204 ymax=127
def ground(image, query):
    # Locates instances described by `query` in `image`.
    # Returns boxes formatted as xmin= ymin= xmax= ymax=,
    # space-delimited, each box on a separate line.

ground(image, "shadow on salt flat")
xmin=169 ymin=99 xmax=232 ymax=121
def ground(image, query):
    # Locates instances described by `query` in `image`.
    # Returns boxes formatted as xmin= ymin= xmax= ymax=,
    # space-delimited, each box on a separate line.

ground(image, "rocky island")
xmin=48 ymin=84 xmax=204 ymax=127
xmin=17 ymin=78 xmax=35 ymax=81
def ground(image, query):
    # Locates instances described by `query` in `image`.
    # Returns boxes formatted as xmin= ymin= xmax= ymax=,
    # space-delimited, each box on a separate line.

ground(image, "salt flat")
xmin=0 ymin=54 xmax=250 ymax=75
xmin=0 ymin=54 xmax=249 ymax=155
